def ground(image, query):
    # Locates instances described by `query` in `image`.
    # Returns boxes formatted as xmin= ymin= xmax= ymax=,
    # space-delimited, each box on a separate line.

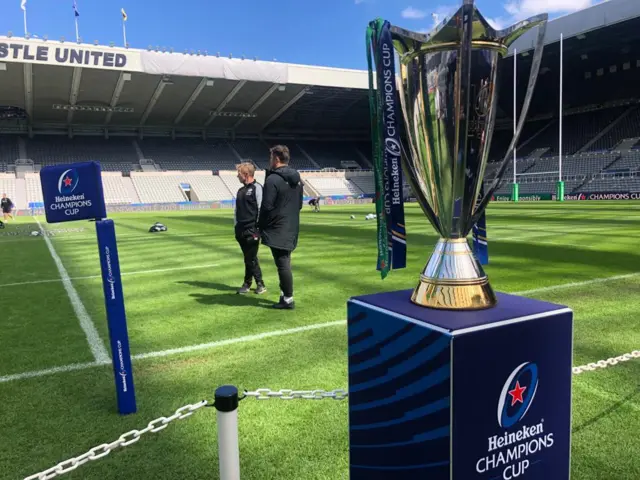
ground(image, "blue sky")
xmin=1 ymin=0 xmax=604 ymax=70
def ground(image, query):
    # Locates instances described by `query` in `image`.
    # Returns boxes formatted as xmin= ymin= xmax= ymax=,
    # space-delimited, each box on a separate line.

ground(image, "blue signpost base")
xmin=347 ymin=290 xmax=573 ymax=480
xmin=96 ymin=219 xmax=137 ymax=415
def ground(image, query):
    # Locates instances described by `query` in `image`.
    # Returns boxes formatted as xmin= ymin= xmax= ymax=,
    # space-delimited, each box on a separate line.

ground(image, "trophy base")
xmin=411 ymin=238 xmax=497 ymax=310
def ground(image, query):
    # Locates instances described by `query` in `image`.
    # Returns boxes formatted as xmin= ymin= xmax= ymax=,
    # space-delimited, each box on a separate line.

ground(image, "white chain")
xmin=24 ymin=400 xmax=208 ymax=480
xmin=246 ymin=351 xmax=640 ymax=402
xmin=244 ymin=388 xmax=349 ymax=400
xmin=572 ymin=350 xmax=639 ymax=375
xmin=20 ymin=351 xmax=639 ymax=479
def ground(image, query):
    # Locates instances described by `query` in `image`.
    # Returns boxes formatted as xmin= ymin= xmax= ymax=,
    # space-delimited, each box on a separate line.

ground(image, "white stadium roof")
xmin=1 ymin=0 xmax=639 ymax=139
xmin=0 ymin=36 xmax=370 ymax=138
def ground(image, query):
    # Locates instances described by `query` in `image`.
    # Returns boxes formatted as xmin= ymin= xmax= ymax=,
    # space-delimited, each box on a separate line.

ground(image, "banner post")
xmin=40 ymin=161 xmax=136 ymax=415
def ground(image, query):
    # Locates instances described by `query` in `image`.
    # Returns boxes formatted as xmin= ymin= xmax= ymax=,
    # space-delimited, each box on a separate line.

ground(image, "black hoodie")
xmin=258 ymin=165 xmax=303 ymax=251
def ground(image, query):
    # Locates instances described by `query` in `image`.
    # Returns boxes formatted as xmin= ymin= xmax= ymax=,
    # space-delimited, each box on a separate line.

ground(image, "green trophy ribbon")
xmin=366 ymin=18 xmax=390 ymax=279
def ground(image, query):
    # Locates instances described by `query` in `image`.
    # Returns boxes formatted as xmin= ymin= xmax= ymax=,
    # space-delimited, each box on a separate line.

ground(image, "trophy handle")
xmin=469 ymin=15 xmax=548 ymax=228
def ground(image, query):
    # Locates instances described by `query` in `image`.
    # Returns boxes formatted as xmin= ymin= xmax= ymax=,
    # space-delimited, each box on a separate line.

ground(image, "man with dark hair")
xmin=1 ymin=193 xmax=14 ymax=222
xmin=259 ymin=145 xmax=303 ymax=309
xmin=234 ymin=162 xmax=266 ymax=294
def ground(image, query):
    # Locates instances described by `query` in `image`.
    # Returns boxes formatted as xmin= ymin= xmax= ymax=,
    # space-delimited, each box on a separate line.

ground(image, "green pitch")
xmin=0 ymin=202 xmax=639 ymax=479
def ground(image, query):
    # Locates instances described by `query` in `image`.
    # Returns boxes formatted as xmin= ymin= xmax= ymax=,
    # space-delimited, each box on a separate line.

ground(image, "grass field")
xmin=1 ymin=202 xmax=639 ymax=480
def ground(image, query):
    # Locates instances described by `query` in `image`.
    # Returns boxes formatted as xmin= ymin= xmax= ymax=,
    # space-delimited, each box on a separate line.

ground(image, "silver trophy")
xmin=389 ymin=0 xmax=547 ymax=309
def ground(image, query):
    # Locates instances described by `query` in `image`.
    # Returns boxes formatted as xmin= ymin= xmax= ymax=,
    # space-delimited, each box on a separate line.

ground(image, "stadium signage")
xmin=553 ymin=192 xmax=640 ymax=201
xmin=40 ymin=162 xmax=107 ymax=223
xmin=493 ymin=194 xmax=551 ymax=202
xmin=0 ymin=40 xmax=142 ymax=71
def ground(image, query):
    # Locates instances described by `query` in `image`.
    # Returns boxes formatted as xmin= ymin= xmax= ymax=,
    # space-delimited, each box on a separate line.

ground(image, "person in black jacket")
xmin=234 ymin=163 xmax=266 ymax=295
xmin=259 ymin=145 xmax=303 ymax=309
xmin=1 ymin=193 xmax=14 ymax=222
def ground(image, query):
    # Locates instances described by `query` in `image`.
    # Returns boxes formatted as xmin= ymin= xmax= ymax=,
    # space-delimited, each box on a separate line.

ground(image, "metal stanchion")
xmin=215 ymin=385 xmax=240 ymax=480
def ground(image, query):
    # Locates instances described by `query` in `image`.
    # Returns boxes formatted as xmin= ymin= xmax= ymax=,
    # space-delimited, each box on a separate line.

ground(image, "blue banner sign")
xmin=40 ymin=161 xmax=107 ymax=223
xmin=40 ymin=161 xmax=136 ymax=415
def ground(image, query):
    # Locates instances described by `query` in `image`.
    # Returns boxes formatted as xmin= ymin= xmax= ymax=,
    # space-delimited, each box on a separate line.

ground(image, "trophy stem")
xmin=411 ymin=238 xmax=497 ymax=310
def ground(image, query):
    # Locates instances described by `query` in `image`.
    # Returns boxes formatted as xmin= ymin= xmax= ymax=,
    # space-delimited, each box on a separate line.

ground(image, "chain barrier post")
xmin=215 ymin=385 xmax=240 ymax=480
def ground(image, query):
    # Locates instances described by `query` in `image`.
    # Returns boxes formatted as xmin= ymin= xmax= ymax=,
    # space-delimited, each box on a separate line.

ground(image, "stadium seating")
xmin=303 ymin=175 xmax=363 ymax=196
xmin=0 ymin=136 xmax=19 ymax=171
xmin=24 ymin=174 xmax=43 ymax=205
xmin=583 ymin=175 xmax=640 ymax=193
xmin=138 ymin=138 xmax=239 ymax=171
xmin=0 ymin=174 xmax=16 ymax=202
xmin=181 ymin=173 xmax=233 ymax=202
xmin=26 ymin=136 xmax=138 ymax=173
xmin=297 ymin=141 xmax=364 ymax=170
xmin=130 ymin=173 xmax=190 ymax=204
xmin=218 ymin=171 xmax=266 ymax=198
xmin=347 ymin=173 xmax=375 ymax=194
xmin=100 ymin=173 xmax=134 ymax=205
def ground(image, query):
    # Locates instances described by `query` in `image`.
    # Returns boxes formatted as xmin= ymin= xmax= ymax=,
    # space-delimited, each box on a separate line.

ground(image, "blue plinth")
xmin=347 ymin=290 xmax=573 ymax=480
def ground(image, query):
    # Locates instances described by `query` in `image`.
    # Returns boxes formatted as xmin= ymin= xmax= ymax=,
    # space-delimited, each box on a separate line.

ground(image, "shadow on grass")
xmin=179 ymin=280 xmax=276 ymax=309
xmin=188 ymin=291 xmax=275 ymax=309
xmin=178 ymin=280 xmax=239 ymax=292
xmin=572 ymin=387 xmax=639 ymax=434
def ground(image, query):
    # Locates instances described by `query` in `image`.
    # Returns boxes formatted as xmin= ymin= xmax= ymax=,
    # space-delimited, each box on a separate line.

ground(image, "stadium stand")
xmin=0 ymin=174 xmax=17 ymax=203
xmin=1 ymin=0 xmax=640 ymax=210
xmin=218 ymin=170 xmax=266 ymax=198
xmin=303 ymin=173 xmax=364 ymax=196
xmin=26 ymin=136 xmax=138 ymax=173
xmin=138 ymin=138 xmax=240 ymax=172
xmin=100 ymin=173 xmax=135 ymax=205
xmin=24 ymin=173 xmax=43 ymax=206
xmin=0 ymin=136 xmax=19 ymax=172
xmin=297 ymin=141 xmax=364 ymax=170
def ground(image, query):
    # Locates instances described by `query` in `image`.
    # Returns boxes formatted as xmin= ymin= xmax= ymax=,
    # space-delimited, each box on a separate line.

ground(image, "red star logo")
xmin=508 ymin=381 xmax=527 ymax=406
xmin=63 ymin=176 xmax=73 ymax=187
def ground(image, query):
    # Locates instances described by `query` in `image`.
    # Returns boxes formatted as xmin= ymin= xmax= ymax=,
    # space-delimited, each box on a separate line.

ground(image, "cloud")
xmin=354 ymin=0 xmax=365 ymax=4
xmin=486 ymin=17 xmax=506 ymax=30
xmin=503 ymin=0 xmax=599 ymax=21
xmin=401 ymin=7 xmax=428 ymax=19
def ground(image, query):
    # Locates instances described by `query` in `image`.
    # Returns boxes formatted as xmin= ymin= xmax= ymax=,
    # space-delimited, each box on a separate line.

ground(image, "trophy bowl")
xmin=368 ymin=0 xmax=547 ymax=310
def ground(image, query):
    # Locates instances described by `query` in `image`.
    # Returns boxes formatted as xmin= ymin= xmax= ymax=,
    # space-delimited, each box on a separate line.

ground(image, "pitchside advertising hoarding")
xmin=40 ymin=162 xmax=136 ymax=415
xmin=553 ymin=192 xmax=640 ymax=201
xmin=493 ymin=192 xmax=640 ymax=201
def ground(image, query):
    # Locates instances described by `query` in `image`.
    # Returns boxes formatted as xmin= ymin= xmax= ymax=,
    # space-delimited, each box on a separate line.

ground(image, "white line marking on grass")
xmin=0 ymin=321 xmax=345 ymax=383
xmin=34 ymin=217 xmax=110 ymax=364
xmin=2 ymin=270 xmax=640 ymax=384
xmin=132 ymin=320 xmax=345 ymax=360
xmin=514 ymin=272 xmax=640 ymax=296
xmin=0 ymin=263 xmax=222 ymax=289
xmin=0 ymin=361 xmax=101 ymax=383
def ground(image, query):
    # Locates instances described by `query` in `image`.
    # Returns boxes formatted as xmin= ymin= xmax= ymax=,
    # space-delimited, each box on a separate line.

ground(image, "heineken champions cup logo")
xmin=476 ymin=362 xmax=554 ymax=479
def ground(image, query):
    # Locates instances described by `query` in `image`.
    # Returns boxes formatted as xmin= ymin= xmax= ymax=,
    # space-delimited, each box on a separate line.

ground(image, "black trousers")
xmin=270 ymin=247 xmax=294 ymax=298
xmin=236 ymin=233 xmax=263 ymax=286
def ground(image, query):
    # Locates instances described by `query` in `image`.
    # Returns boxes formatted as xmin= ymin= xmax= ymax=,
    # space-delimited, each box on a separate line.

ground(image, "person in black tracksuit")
xmin=234 ymin=163 xmax=266 ymax=295
xmin=1 ymin=193 xmax=14 ymax=222
xmin=259 ymin=145 xmax=304 ymax=310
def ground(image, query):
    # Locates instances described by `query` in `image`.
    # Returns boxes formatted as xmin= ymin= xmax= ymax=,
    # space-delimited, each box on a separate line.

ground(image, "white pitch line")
xmin=1 ymin=271 xmax=639 ymax=384
xmin=514 ymin=272 xmax=640 ymax=296
xmin=0 ymin=263 xmax=222 ymax=289
xmin=0 ymin=361 xmax=103 ymax=383
xmin=0 ymin=321 xmax=345 ymax=384
xmin=132 ymin=320 xmax=345 ymax=360
xmin=34 ymin=217 xmax=110 ymax=364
